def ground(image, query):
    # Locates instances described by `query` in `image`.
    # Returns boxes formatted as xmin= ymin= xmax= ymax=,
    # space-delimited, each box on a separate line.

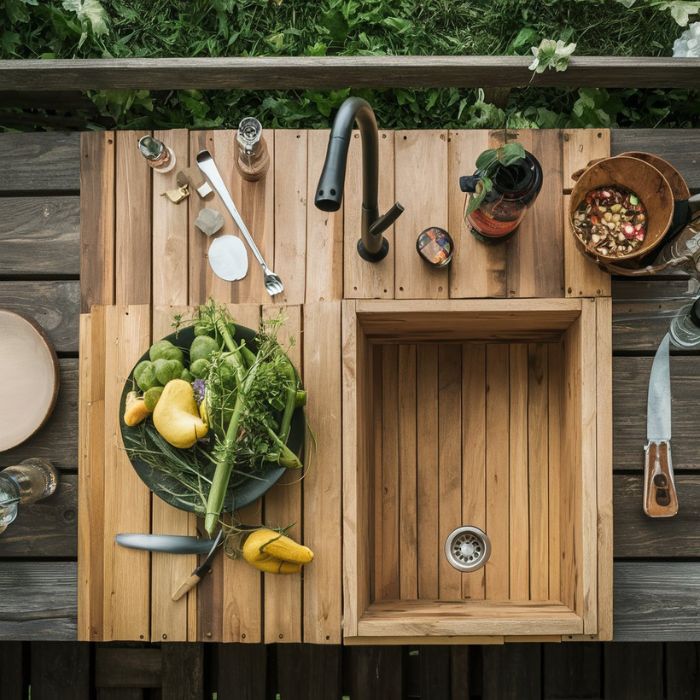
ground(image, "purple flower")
xmin=193 ymin=379 xmax=206 ymax=404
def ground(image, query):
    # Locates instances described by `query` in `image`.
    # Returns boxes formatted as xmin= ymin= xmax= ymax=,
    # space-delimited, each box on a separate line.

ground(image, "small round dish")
xmin=0 ymin=310 xmax=59 ymax=451
xmin=416 ymin=226 xmax=454 ymax=267
xmin=119 ymin=322 xmax=304 ymax=514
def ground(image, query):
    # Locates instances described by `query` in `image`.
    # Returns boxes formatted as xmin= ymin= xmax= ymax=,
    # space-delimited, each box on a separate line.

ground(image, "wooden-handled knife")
xmin=171 ymin=529 xmax=223 ymax=601
xmin=644 ymin=334 xmax=678 ymax=517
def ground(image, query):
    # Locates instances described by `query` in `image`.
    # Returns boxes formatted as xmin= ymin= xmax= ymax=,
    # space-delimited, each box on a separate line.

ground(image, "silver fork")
xmin=196 ymin=149 xmax=284 ymax=297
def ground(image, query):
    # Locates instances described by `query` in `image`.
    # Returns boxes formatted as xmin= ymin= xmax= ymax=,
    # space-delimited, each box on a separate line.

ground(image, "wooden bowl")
xmin=569 ymin=155 xmax=674 ymax=263
xmin=618 ymin=151 xmax=690 ymax=201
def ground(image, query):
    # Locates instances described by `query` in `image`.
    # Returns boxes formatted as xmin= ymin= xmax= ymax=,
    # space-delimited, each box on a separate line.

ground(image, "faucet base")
xmin=357 ymin=238 xmax=389 ymax=262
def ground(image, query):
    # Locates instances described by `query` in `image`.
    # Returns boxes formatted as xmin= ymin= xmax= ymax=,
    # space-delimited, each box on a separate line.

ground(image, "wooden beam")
xmin=0 ymin=57 xmax=698 ymax=92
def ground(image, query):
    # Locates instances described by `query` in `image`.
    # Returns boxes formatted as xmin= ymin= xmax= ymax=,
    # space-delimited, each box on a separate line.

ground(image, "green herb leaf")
xmin=510 ymin=27 xmax=539 ymax=51
xmin=465 ymin=176 xmax=492 ymax=215
xmin=475 ymin=149 xmax=498 ymax=171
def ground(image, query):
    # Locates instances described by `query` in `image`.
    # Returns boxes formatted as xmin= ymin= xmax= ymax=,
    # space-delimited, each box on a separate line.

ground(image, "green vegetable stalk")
xmin=204 ymin=324 xmax=251 ymax=536
xmin=189 ymin=301 xmax=305 ymax=536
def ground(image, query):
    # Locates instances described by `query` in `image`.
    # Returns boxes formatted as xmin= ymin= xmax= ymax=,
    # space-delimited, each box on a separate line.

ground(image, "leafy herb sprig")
xmin=466 ymin=142 xmax=527 ymax=215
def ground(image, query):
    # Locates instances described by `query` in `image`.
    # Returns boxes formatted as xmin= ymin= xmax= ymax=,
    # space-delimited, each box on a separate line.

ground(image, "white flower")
xmin=673 ymin=21 xmax=700 ymax=56
xmin=528 ymin=39 xmax=577 ymax=73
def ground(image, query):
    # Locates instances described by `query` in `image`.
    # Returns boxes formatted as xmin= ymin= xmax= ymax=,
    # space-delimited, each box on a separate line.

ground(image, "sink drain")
xmin=444 ymin=526 xmax=491 ymax=572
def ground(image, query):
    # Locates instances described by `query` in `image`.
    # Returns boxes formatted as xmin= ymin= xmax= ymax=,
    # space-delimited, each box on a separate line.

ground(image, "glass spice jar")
xmin=460 ymin=150 xmax=543 ymax=243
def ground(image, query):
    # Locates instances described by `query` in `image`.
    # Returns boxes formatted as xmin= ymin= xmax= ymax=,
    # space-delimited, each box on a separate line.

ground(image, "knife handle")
xmin=171 ymin=573 xmax=202 ymax=602
xmin=644 ymin=440 xmax=679 ymax=518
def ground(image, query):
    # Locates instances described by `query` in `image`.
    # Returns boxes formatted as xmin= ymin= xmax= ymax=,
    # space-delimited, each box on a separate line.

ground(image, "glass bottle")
xmin=137 ymin=135 xmax=176 ymax=173
xmin=0 ymin=459 xmax=58 ymax=534
xmin=653 ymin=213 xmax=700 ymax=275
xmin=235 ymin=117 xmax=270 ymax=182
xmin=670 ymin=297 xmax=700 ymax=349
xmin=460 ymin=150 xmax=543 ymax=243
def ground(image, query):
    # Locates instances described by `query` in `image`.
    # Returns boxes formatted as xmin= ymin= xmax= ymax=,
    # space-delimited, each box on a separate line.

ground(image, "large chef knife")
xmin=116 ymin=533 xmax=215 ymax=555
xmin=644 ymin=334 xmax=678 ymax=517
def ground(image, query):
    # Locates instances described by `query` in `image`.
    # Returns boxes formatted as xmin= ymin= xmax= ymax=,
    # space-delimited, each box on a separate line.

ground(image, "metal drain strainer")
xmin=444 ymin=526 xmax=491 ymax=572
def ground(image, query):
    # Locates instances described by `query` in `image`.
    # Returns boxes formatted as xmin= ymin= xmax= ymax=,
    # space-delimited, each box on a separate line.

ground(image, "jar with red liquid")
xmin=460 ymin=151 xmax=543 ymax=243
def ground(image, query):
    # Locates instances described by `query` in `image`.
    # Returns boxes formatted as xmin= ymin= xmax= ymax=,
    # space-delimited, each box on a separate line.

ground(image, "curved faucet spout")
xmin=314 ymin=97 xmax=402 ymax=262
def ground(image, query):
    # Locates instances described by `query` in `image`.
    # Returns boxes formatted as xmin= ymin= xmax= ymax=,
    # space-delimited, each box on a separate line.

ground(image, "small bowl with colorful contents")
xmin=573 ymin=187 xmax=647 ymax=258
xmin=569 ymin=155 xmax=674 ymax=264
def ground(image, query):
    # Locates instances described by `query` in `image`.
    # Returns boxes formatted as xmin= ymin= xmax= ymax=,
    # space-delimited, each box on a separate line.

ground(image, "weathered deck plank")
xmin=0 ymin=474 xmax=76 ymax=557
xmin=612 ymin=130 xmax=700 ymax=189
xmin=0 ymin=132 xmax=80 ymax=192
xmin=0 ymin=196 xmax=79 ymax=276
xmin=0 ymin=562 xmax=76 ymax=640
xmin=614 ymin=563 xmax=700 ymax=641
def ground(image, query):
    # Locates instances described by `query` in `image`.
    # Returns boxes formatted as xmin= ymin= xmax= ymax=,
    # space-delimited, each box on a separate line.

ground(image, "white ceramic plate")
xmin=0 ymin=310 xmax=59 ymax=451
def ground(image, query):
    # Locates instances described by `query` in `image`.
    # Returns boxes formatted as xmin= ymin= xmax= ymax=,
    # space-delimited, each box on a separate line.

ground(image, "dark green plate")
xmin=119 ymin=323 xmax=304 ymax=514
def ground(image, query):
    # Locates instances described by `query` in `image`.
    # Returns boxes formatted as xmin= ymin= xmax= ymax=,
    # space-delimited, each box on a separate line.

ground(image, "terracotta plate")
xmin=0 ymin=310 xmax=59 ymax=451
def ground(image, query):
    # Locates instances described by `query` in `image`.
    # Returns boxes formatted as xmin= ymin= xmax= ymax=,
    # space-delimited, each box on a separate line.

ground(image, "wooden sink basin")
xmin=342 ymin=298 xmax=612 ymax=643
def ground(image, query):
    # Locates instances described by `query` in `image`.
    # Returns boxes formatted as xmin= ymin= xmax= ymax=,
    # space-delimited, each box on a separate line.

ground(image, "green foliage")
xmin=0 ymin=1 xmax=698 ymax=130
xmin=617 ymin=0 xmax=700 ymax=25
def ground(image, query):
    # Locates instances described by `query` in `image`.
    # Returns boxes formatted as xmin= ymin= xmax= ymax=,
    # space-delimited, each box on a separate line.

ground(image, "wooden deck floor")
xmin=0 ymin=130 xmax=698 ymax=650
xmin=1 ymin=639 xmax=699 ymax=699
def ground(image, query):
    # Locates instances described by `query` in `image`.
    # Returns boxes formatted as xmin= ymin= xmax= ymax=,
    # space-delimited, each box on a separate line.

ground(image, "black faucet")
xmin=314 ymin=97 xmax=404 ymax=262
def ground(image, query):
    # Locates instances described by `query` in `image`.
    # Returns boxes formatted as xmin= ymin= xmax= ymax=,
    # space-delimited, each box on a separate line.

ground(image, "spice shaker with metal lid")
xmin=670 ymin=296 xmax=700 ymax=349
xmin=138 ymin=135 xmax=176 ymax=173
xmin=235 ymin=117 xmax=270 ymax=182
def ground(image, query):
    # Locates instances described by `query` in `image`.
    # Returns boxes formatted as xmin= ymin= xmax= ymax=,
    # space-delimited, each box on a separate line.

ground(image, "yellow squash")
xmin=123 ymin=391 xmax=151 ymax=427
xmin=242 ymin=528 xmax=314 ymax=574
xmin=153 ymin=379 xmax=208 ymax=449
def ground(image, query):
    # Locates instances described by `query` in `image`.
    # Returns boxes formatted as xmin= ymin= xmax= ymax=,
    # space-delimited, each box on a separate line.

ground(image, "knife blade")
xmin=644 ymin=334 xmax=678 ymax=517
xmin=116 ymin=533 xmax=216 ymax=555
xmin=172 ymin=529 xmax=223 ymax=601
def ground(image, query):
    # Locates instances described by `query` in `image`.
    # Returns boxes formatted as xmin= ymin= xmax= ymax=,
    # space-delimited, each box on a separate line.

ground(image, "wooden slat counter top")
xmin=0 ymin=127 xmax=690 ymax=643
xmin=77 ymin=128 xmax=614 ymax=643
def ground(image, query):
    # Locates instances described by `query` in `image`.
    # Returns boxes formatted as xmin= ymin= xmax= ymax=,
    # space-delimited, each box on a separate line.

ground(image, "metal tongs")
xmin=196 ymin=150 xmax=284 ymax=297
